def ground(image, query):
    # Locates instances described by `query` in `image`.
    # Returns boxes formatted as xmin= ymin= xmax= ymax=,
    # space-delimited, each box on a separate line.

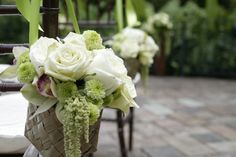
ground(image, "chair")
xmin=0 ymin=1 xmax=136 ymax=157
xmin=0 ymin=0 xmax=59 ymax=156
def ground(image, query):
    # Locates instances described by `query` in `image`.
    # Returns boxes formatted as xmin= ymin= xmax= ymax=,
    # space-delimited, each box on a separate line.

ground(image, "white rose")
xmin=140 ymin=36 xmax=159 ymax=53
xmin=30 ymin=37 xmax=59 ymax=74
xmin=45 ymin=43 xmax=91 ymax=81
xmin=86 ymin=48 xmax=128 ymax=95
xmin=122 ymin=27 xmax=145 ymax=43
xmin=120 ymin=39 xmax=140 ymax=58
xmin=86 ymin=49 xmax=138 ymax=112
xmin=63 ymin=32 xmax=86 ymax=48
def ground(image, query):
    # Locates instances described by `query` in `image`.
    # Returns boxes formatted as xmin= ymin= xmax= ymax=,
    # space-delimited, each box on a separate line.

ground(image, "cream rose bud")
xmin=30 ymin=37 xmax=59 ymax=74
xmin=45 ymin=43 xmax=91 ymax=81
xmin=86 ymin=48 xmax=128 ymax=95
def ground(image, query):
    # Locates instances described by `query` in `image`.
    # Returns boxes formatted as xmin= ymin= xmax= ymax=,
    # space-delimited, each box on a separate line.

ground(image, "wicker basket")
xmin=24 ymin=103 xmax=102 ymax=157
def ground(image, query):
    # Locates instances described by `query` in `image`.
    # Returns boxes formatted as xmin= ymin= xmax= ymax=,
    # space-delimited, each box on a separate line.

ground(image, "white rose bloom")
xmin=122 ymin=27 xmax=145 ymax=43
xmin=45 ymin=43 xmax=91 ymax=81
xmin=86 ymin=48 xmax=138 ymax=112
xmin=120 ymin=39 xmax=140 ymax=58
xmin=63 ymin=32 xmax=86 ymax=48
xmin=140 ymin=36 xmax=159 ymax=54
xmin=86 ymin=48 xmax=128 ymax=95
xmin=30 ymin=37 xmax=59 ymax=73
xmin=86 ymin=49 xmax=138 ymax=113
xmin=139 ymin=37 xmax=159 ymax=66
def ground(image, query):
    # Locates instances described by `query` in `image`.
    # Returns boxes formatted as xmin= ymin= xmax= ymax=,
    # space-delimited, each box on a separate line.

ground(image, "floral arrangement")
xmin=1 ymin=30 xmax=138 ymax=157
xmin=143 ymin=12 xmax=173 ymax=76
xmin=143 ymin=12 xmax=173 ymax=33
xmin=106 ymin=27 xmax=159 ymax=82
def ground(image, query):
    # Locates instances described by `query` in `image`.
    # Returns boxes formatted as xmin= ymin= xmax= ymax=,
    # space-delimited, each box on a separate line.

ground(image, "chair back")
xmin=0 ymin=0 xmax=59 ymax=92
xmin=60 ymin=0 xmax=116 ymax=39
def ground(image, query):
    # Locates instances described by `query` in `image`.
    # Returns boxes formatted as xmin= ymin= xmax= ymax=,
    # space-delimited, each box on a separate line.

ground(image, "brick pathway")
xmin=94 ymin=77 xmax=236 ymax=157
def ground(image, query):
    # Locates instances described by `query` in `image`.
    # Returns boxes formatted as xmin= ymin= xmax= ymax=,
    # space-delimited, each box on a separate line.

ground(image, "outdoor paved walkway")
xmin=94 ymin=77 xmax=236 ymax=157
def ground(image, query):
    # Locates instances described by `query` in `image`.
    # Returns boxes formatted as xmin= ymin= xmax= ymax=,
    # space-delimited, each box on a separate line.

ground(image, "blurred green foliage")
xmin=0 ymin=0 xmax=28 ymax=64
xmin=158 ymin=0 xmax=236 ymax=78
xmin=0 ymin=16 xmax=28 ymax=43
xmin=0 ymin=0 xmax=235 ymax=78
xmin=0 ymin=16 xmax=28 ymax=64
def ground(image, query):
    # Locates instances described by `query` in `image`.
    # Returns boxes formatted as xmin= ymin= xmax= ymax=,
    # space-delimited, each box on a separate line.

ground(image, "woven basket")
xmin=25 ymin=103 xmax=102 ymax=157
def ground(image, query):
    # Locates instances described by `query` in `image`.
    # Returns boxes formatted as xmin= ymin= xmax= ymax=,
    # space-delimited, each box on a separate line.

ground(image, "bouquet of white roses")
xmin=106 ymin=27 xmax=159 ymax=82
xmin=1 ymin=30 xmax=138 ymax=157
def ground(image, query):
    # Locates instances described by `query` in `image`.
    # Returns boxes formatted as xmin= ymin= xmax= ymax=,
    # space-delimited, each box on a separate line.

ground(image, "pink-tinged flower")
xmin=36 ymin=74 xmax=56 ymax=97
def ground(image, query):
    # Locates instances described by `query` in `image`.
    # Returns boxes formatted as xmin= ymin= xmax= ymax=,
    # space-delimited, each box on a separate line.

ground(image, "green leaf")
xmin=55 ymin=102 xmax=65 ymax=124
xmin=16 ymin=0 xmax=31 ymax=21
xmin=65 ymin=0 xmax=80 ymax=34
xmin=16 ymin=0 xmax=43 ymax=32
xmin=0 ymin=65 xmax=17 ymax=79
xmin=108 ymin=91 xmax=130 ymax=113
xmin=116 ymin=0 xmax=124 ymax=31
xmin=108 ymin=89 xmax=137 ymax=114
xmin=29 ymin=98 xmax=57 ymax=120
xmin=29 ymin=0 xmax=41 ymax=45
xmin=131 ymin=0 xmax=146 ymax=21
xmin=21 ymin=84 xmax=57 ymax=107
xmin=126 ymin=0 xmax=139 ymax=27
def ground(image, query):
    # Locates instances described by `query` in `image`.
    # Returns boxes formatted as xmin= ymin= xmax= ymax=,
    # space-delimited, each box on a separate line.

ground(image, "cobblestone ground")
xmin=94 ymin=77 xmax=236 ymax=157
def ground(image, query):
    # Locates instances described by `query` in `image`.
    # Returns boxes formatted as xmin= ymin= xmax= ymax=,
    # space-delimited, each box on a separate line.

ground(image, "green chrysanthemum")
xmin=89 ymin=104 xmax=100 ymax=125
xmin=17 ymin=62 xmax=36 ymax=83
xmin=17 ymin=51 xmax=30 ymax=65
xmin=87 ymin=98 xmax=104 ymax=109
xmin=56 ymin=82 xmax=78 ymax=103
xmin=85 ymin=79 xmax=106 ymax=100
xmin=83 ymin=30 xmax=105 ymax=50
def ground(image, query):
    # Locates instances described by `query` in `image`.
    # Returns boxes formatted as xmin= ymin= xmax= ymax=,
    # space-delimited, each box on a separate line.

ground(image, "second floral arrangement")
xmin=106 ymin=27 xmax=159 ymax=81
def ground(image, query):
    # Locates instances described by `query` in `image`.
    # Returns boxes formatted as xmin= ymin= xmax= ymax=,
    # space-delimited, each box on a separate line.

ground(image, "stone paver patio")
xmin=94 ymin=77 xmax=236 ymax=157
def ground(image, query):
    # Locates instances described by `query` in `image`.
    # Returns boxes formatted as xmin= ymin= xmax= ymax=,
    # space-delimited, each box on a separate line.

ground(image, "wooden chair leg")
xmin=117 ymin=110 xmax=127 ymax=157
xmin=129 ymin=107 xmax=134 ymax=151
